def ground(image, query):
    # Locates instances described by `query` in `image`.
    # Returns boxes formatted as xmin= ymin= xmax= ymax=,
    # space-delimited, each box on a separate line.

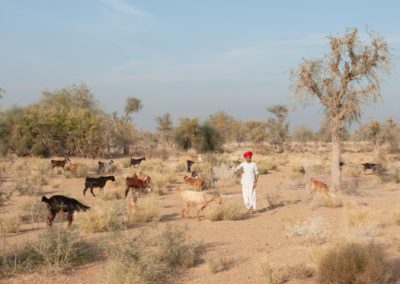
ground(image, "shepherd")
xmin=236 ymin=151 xmax=259 ymax=214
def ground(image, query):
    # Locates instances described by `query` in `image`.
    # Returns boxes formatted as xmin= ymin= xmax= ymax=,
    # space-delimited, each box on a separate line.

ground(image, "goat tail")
xmin=74 ymin=200 xmax=90 ymax=212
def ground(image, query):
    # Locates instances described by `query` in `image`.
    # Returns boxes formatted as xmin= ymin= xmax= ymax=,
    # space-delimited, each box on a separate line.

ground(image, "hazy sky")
xmin=1 ymin=0 xmax=400 ymax=131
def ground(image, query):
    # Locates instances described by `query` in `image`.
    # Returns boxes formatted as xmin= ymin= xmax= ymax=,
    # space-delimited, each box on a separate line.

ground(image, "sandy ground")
xmin=1 ymin=152 xmax=400 ymax=284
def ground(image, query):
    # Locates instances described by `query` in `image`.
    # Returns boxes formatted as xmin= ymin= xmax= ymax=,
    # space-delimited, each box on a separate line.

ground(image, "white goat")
xmin=177 ymin=188 xmax=222 ymax=220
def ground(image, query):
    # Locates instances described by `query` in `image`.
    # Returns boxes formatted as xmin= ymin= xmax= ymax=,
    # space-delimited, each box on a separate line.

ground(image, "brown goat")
xmin=125 ymin=173 xmax=152 ymax=214
xmin=65 ymin=163 xmax=79 ymax=172
xmin=125 ymin=173 xmax=152 ymax=197
xmin=310 ymin=178 xmax=330 ymax=195
xmin=183 ymin=176 xmax=205 ymax=189
xmin=50 ymin=157 xmax=70 ymax=169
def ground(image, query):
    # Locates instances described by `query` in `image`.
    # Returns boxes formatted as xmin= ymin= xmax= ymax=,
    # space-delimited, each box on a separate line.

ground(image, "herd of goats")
xmin=39 ymin=156 xmax=384 ymax=228
xmin=41 ymin=156 xmax=219 ymax=227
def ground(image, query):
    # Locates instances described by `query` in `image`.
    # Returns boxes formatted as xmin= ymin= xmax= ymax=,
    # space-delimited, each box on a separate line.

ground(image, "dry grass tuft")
xmin=0 ymin=214 xmax=20 ymax=236
xmin=101 ymin=188 xmax=125 ymax=201
xmin=205 ymin=201 xmax=245 ymax=221
xmin=393 ymin=211 xmax=400 ymax=225
xmin=105 ymin=224 xmax=202 ymax=283
xmin=207 ymin=254 xmax=233 ymax=274
xmin=259 ymin=261 xmax=314 ymax=284
xmin=18 ymin=197 xmax=48 ymax=224
xmin=128 ymin=194 xmax=160 ymax=223
xmin=311 ymin=193 xmax=343 ymax=208
xmin=75 ymin=203 xmax=125 ymax=233
xmin=0 ymin=228 xmax=97 ymax=278
xmin=285 ymin=215 xmax=329 ymax=244
xmin=315 ymin=240 xmax=389 ymax=284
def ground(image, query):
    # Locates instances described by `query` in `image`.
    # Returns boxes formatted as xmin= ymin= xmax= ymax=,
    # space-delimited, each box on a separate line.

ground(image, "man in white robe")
xmin=236 ymin=151 xmax=259 ymax=214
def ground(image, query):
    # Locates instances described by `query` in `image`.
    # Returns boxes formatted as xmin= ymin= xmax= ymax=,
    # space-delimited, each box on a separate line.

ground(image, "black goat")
xmin=361 ymin=163 xmax=381 ymax=173
xmin=130 ymin=157 xmax=146 ymax=168
xmin=41 ymin=195 xmax=90 ymax=227
xmin=83 ymin=176 xmax=115 ymax=197
xmin=187 ymin=160 xmax=195 ymax=173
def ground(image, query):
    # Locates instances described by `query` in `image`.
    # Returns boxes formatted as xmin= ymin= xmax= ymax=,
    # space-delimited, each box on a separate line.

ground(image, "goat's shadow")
xmin=159 ymin=213 xmax=180 ymax=222
xmin=389 ymin=258 xmax=400 ymax=283
xmin=256 ymin=202 xmax=286 ymax=215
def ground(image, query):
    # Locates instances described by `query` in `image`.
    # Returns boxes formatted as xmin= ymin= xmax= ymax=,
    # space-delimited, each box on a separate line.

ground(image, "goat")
xmin=361 ymin=163 xmax=381 ymax=173
xmin=177 ymin=188 xmax=222 ymax=220
xmin=299 ymin=166 xmax=305 ymax=175
xmin=98 ymin=161 xmax=105 ymax=172
xmin=65 ymin=163 xmax=79 ymax=173
xmin=125 ymin=173 xmax=152 ymax=197
xmin=184 ymin=176 xmax=205 ymax=189
xmin=232 ymin=160 xmax=241 ymax=167
xmin=98 ymin=160 xmax=114 ymax=173
xmin=310 ymin=178 xmax=330 ymax=195
xmin=130 ymin=157 xmax=146 ymax=168
xmin=106 ymin=160 xmax=114 ymax=173
xmin=191 ymin=170 xmax=200 ymax=178
xmin=125 ymin=173 xmax=151 ymax=213
xmin=83 ymin=176 xmax=115 ymax=197
xmin=41 ymin=195 xmax=90 ymax=227
xmin=50 ymin=157 xmax=70 ymax=169
xmin=186 ymin=160 xmax=195 ymax=173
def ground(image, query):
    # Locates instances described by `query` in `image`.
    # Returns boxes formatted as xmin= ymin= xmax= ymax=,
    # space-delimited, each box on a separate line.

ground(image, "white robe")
xmin=236 ymin=162 xmax=259 ymax=209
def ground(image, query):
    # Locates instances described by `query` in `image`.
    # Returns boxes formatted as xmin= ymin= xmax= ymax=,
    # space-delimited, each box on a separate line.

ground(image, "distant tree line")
xmin=0 ymin=82 xmax=398 ymax=157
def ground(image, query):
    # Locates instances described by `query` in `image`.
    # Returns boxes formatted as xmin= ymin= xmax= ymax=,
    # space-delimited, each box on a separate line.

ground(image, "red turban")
xmin=243 ymin=151 xmax=253 ymax=157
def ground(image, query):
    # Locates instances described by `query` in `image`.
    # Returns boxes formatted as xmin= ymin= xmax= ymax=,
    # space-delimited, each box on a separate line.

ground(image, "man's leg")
xmin=250 ymin=188 xmax=256 ymax=212
xmin=242 ymin=186 xmax=250 ymax=209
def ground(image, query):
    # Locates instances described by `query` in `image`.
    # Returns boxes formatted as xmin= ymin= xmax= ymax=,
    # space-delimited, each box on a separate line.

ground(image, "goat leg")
xmin=67 ymin=211 xmax=73 ymax=228
xmin=47 ymin=210 xmax=56 ymax=227
xmin=90 ymin=187 xmax=96 ymax=197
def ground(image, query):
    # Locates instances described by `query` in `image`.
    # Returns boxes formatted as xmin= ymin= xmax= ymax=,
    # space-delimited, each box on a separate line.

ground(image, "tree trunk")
xmin=331 ymin=133 xmax=341 ymax=191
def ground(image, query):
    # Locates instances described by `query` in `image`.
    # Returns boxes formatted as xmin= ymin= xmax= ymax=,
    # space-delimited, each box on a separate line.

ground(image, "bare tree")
xmin=291 ymin=28 xmax=391 ymax=190
xmin=266 ymin=104 xmax=289 ymax=151
xmin=155 ymin=112 xmax=174 ymax=146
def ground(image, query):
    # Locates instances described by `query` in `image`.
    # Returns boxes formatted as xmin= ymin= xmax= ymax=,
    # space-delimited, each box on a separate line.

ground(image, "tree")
xmin=174 ymin=117 xmax=222 ymax=152
xmin=243 ymin=120 xmax=267 ymax=146
xmin=292 ymin=125 xmax=315 ymax=143
xmin=207 ymin=111 xmax=236 ymax=143
xmin=155 ymin=112 xmax=173 ymax=146
xmin=174 ymin=117 xmax=199 ymax=150
xmin=0 ymin=84 xmax=109 ymax=157
xmin=355 ymin=118 xmax=400 ymax=153
xmin=384 ymin=118 xmax=399 ymax=152
xmin=354 ymin=119 xmax=383 ymax=153
xmin=125 ymin=97 xmax=143 ymax=120
xmin=193 ymin=122 xmax=222 ymax=152
xmin=112 ymin=97 xmax=142 ymax=155
xmin=266 ymin=104 xmax=289 ymax=151
xmin=291 ymin=28 xmax=391 ymax=190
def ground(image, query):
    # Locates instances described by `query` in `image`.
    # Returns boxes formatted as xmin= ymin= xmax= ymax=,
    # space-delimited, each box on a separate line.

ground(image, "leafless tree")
xmin=291 ymin=28 xmax=391 ymax=190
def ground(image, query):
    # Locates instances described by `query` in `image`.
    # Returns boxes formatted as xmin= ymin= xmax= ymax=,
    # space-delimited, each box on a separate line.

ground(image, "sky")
xmin=1 ymin=0 xmax=400 ymax=131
